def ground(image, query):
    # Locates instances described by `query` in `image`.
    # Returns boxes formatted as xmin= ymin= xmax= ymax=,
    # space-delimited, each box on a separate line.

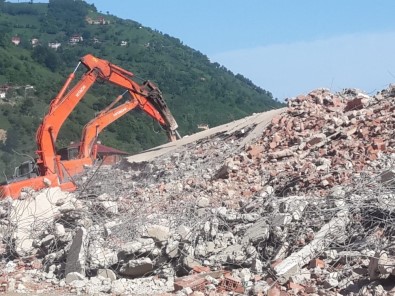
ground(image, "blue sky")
xmin=11 ymin=1 xmax=395 ymax=100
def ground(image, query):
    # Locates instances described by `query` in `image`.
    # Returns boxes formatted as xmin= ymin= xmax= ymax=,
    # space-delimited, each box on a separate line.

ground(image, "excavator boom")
xmin=36 ymin=68 xmax=98 ymax=177
xmin=79 ymin=94 xmax=139 ymax=159
xmin=62 ymin=83 xmax=181 ymax=176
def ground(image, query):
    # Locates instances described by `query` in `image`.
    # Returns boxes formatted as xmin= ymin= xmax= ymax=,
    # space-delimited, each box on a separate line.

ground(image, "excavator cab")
xmin=0 ymin=160 xmax=39 ymax=186
xmin=12 ymin=160 xmax=39 ymax=181
xmin=58 ymin=145 xmax=79 ymax=161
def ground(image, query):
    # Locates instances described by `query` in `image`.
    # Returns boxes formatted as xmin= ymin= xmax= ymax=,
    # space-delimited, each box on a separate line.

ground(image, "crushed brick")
xmin=309 ymin=258 xmax=325 ymax=269
xmin=243 ymin=86 xmax=395 ymax=196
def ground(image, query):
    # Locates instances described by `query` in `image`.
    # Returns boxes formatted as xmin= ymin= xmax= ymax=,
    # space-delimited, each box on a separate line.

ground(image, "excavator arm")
xmin=60 ymin=85 xmax=181 ymax=177
xmin=36 ymin=68 xmax=98 ymax=177
xmin=78 ymin=94 xmax=139 ymax=160
xmin=78 ymin=88 xmax=179 ymax=160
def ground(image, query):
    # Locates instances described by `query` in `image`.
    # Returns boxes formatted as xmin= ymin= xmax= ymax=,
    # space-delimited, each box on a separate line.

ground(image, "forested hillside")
xmin=0 ymin=0 xmax=283 ymax=177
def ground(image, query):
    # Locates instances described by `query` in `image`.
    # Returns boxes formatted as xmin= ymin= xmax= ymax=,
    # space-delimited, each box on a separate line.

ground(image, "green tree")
xmin=4 ymin=127 xmax=19 ymax=153
xmin=32 ymin=46 xmax=60 ymax=71
xmin=48 ymin=0 xmax=88 ymax=35
xmin=19 ymin=98 xmax=34 ymax=116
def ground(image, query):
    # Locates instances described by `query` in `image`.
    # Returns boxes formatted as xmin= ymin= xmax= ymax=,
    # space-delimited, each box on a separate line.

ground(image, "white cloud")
xmin=210 ymin=31 xmax=395 ymax=100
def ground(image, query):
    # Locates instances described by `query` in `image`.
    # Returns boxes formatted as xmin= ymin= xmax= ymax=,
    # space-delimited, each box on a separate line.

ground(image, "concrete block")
xmin=65 ymin=227 xmax=87 ymax=276
xmin=97 ymin=269 xmax=116 ymax=282
xmin=146 ymin=225 xmax=170 ymax=241
xmin=272 ymin=214 xmax=292 ymax=226
xmin=242 ymin=218 xmax=269 ymax=244
xmin=196 ymin=197 xmax=210 ymax=208
xmin=65 ymin=272 xmax=85 ymax=284
xmin=119 ymin=257 xmax=153 ymax=277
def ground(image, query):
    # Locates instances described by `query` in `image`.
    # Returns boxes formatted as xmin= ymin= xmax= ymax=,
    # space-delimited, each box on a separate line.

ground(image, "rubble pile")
xmin=246 ymin=86 xmax=395 ymax=196
xmin=0 ymin=85 xmax=394 ymax=295
xmin=1 ymin=175 xmax=395 ymax=295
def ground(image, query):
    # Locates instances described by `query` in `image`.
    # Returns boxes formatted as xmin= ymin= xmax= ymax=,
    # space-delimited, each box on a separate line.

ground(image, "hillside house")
xmin=0 ymin=129 xmax=6 ymax=143
xmin=48 ymin=42 xmax=61 ymax=50
xmin=69 ymin=35 xmax=83 ymax=44
xmin=86 ymin=16 xmax=110 ymax=25
xmin=120 ymin=40 xmax=128 ymax=46
xmin=58 ymin=141 xmax=129 ymax=165
xmin=97 ymin=16 xmax=109 ymax=25
xmin=197 ymin=124 xmax=209 ymax=130
xmin=0 ymin=85 xmax=10 ymax=100
xmin=11 ymin=36 xmax=21 ymax=46
xmin=31 ymin=38 xmax=39 ymax=47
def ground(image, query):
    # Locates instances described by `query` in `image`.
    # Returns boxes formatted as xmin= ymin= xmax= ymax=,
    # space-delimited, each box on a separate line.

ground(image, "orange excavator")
xmin=61 ymin=80 xmax=180 ymax=176
xmin=0 ymin=54 xmax=179 ymax=199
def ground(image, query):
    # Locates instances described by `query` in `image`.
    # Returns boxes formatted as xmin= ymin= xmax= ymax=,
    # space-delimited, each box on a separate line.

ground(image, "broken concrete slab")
xmin=126 ymin=108 xmax=286 ymax=164
xmin=119 ymin=238 xmax=155 ymax=257
xmin=274 ymin=210 xmax=350 ymax=280
xmin=379 ymin=169 xmax=395 ymax=185
xmin=369 ymin=251 xmax=395 ymax=279
xmin=65 ymin=272 xmax=85 ymax=284
xmin=177 ymin=225 xmax=192 ymax=242
xmin=88 ymin=243 xmax=118 ymax=269
xmin=146 ymin=225 xmax=170 ymax=242
xmin=97 ymin=269 xmax=117 ymax=281
xmin=98 ymin=201 xmax=118 ymax=215
xmin=9 ymin=188 xmax=72 ymax=256
xmin=119 ymin=257 xmax=154 ymax=277
xmin=241 ymin=218 xmax=269 ymax=244
xmin=65 ymin=227 xmax=87 ymax=276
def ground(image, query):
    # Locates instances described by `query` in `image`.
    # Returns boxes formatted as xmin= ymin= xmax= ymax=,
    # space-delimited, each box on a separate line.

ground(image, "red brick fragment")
xmin=218 ymin=274 xmax=244 ymax=294
xmin=344 ymin=98 xmax=364 ymax=112
xmin=174 ymin=274 xmax=207 ymax=292
xmin=273 ymin=133 xmax=282 ymax=143
xmin=287 ymin=282 xmax=305 ymax=292
xmin=307 ymin=135 xmax=326 ymax=146
xmin=305 ymin=286 xmax=318 ymax=293
xmin=270 ymin=259 xmax=283 ymax=269
xmin=309 ymin=258 xmax=325 ymax=269
xmin=247 ymin=144 xmax=264 ymax=159
xmin=267 ymin=286 xmax=281 ymax=296
xmin=192 ymin=265 xmax=210 ymax=274
xmin=372 ymin=138 xmax=386 ymax=151
xmin=271 ymin=115 xmax=282 ymax=125
xmin=332 ymin=97 xmax=343 ymax=107
xmin=241 ymin=190 xmax=252 ymax=198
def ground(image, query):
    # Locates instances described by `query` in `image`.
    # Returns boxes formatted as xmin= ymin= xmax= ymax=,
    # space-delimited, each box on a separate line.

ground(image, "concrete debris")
xmin=97 ymin=268 xmax=117 ymax=281
xmin=146 ymin=224 xmax=170 ymax=242
xmin=8 ymin=188 xmax=73 ymax=256
xmin=274 ymin=209 xmax=350 ymax=280
xmin=241 ymin=218 xmax=269 ymax=244
xmin=369 ymin=251 xmax=395 ymax=279
xmin=260 ymin=87 xmax=395 ymax=196
xmin=0 ymin=85 xmax=395 ymax=294
xmin=65 ymin=227 xmax=88 ymax=276
xmin=65 ymin=271 xmax=85 ymax=284
xmin=119 ymin=257 xmax=154 ymax=277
